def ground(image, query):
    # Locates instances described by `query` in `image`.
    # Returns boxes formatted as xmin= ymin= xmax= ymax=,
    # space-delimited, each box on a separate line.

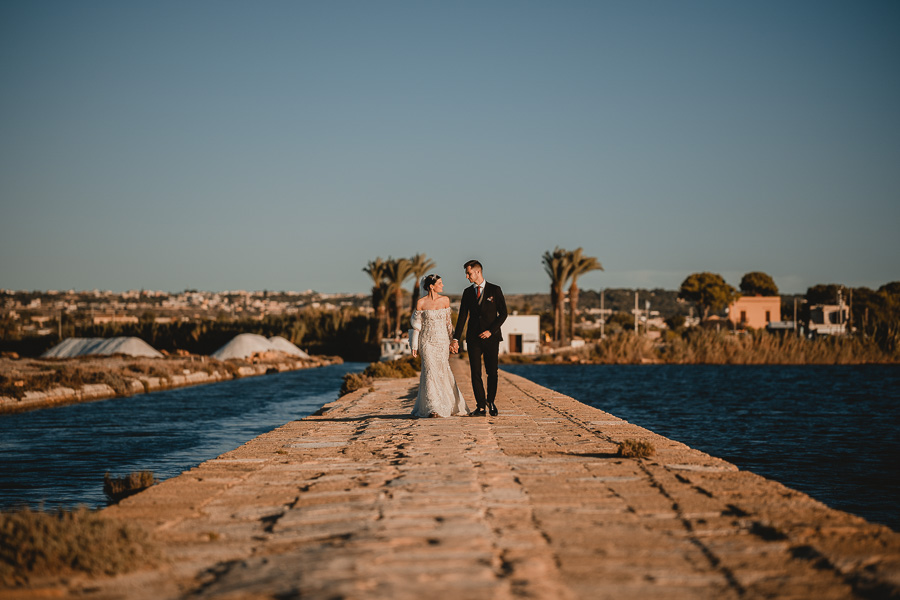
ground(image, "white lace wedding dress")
xmin=409 ymin=308 xmax=468 ymax=418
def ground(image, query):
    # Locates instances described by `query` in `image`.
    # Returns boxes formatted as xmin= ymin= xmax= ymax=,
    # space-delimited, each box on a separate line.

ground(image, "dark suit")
xmin=453 ymin=282 xmax=508 ymax=410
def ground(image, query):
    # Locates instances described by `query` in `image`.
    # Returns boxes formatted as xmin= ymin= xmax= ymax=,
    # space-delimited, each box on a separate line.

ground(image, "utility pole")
xmin=600 ymin=289 xmax=605 ymax=339
xmin=645 ymin=299 xmax=650 ymax=336
xmin=634 ymin=291 xmax=639 ymax=335
xmin=848 ymin=288 xmax=853 ymax=333
xmin=793 ymin=297 xmax=798 ymax=336
xmin=838 ymin=288 xmax=844 ymax=333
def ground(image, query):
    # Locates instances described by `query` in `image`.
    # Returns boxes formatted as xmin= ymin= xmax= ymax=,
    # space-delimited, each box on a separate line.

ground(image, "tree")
xmin=566 ymin=248 xmax=603 ymax=341
xmin=408 ymin=253 xmax=436 ymax=312
xmin=806 ymin=284 xmax=844 ymax=305
xmin=383 ymin=257 xmax=413 ymax=335
xmin=363 ymin=258 xmax=389 ymax=342
xmin=678 ymin=272 xmax=736 ymax=321
xmin=541 ymin=247 xmax=574 ymax=343
xmin=739 ymin=271 xmax=779 ymax=296
xmin=848 ymin=282 xmax=900 ymax=355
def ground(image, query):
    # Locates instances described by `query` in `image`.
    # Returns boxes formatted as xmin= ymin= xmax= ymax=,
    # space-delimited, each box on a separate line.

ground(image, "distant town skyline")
xmin=2 ymin=1 xmax=898 ymax=295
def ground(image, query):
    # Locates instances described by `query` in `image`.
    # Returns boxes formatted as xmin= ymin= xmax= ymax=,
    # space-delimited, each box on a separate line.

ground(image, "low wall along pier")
xmin=49 ymin=360 xmax=900 ymax=598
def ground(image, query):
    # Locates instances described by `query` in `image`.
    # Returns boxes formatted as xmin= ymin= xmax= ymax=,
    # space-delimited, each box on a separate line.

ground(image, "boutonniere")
xmin=486 ymin=296 xmax=494 ymax=302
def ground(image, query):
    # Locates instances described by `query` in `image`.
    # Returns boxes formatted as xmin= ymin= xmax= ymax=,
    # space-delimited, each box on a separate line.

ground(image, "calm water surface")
xmin=0 ymin=363 xmax=365 ymax=509
xmin=502 ymin=364 xmax=900 ymax=531
xmin=4 ymin=362 xmax=897 ymax=532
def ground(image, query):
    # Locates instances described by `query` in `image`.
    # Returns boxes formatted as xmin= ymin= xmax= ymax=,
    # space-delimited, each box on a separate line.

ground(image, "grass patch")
xmin=0 ymin=506 xmax=160 ymax=586
xmin=617 ymin=439 xmax=656 ymax=459
xmin=103 ymin=471 xmax=158 ymax=504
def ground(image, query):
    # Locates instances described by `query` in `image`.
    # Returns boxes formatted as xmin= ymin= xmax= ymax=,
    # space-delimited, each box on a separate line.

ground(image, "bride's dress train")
xmin=409 ymin=308 xmax=468 ymax=418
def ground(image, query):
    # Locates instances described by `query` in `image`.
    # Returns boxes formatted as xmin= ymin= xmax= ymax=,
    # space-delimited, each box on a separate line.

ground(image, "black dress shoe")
xmin=468 ymin=408 xmax=486 ymax=417
xmin=487 ymin=402 xmax=498 ymax=416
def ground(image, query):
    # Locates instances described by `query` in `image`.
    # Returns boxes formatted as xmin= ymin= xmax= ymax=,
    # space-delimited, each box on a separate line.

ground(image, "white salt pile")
xmin=42 ymin=337 xmax=164 ymax=359
xmin=211 ymin=334 xmax=309 ymax=360
xmin=268 ymin=336 xmax=310 ymax=358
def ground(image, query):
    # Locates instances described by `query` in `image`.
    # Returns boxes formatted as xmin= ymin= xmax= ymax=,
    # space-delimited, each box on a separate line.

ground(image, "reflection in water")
xmin=503 ymin=364 xmax=900 ymax=532
xmin=0 ymin=363 xmax=365 ymax=509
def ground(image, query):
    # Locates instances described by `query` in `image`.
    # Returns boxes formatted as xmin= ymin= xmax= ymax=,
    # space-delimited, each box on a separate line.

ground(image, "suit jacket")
xmin=453 ymin=281 xmax=508 ymax=343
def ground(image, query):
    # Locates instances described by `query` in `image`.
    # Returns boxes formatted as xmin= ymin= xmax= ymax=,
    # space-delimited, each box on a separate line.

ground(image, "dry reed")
xmin=103 ymin=471 xmax=158 ymax=504
xmin=0 ymin=506 xmax=159 ymax=586
xmin=505 ymin=330 xmax=897 ymax=365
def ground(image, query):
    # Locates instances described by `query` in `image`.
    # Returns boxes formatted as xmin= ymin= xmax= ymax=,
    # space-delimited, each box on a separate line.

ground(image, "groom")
xmin=451 ymin=259 xmax=508 ymax=417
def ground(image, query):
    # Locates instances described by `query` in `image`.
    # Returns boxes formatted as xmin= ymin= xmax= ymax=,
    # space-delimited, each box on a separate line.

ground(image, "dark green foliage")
xmin=850 ymin=282 xmax=900 ymax=356
xmin=740 ymin=272 xmax=779 ymax=296
xmin=806 ymin=284 xmax=845 ymax=305
xmin=606 ymin=311 xmax=636 ymax=331
xmin=665 ymin=314 xmax=686 ymax=330
xmin=679 ymin=273 xmax=737 ymax=320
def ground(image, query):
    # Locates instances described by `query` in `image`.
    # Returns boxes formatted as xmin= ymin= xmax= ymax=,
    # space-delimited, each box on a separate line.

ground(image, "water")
xmin=4 ymin=363 xmax=898 ymax=532
xmin=502 ymin=364 xmax=900 ymax=531
xmin=0 ymin=363 xmax=365 ymax=510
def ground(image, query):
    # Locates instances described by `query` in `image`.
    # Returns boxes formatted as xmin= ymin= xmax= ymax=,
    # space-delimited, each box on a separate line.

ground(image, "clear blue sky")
xmin=2 ymin=1 xmax=898 ymax=295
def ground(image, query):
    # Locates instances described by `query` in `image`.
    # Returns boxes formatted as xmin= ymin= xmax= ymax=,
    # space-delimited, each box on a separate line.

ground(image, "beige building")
xmin=728 ymin=296 xmax=780 ymax=329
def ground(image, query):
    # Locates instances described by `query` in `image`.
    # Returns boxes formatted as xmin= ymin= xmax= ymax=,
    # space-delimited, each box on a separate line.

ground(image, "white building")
xmin=499 ymin=315 xmax=541 ymax=355
xmin=808 ymin=304 xmax=850 ymax=336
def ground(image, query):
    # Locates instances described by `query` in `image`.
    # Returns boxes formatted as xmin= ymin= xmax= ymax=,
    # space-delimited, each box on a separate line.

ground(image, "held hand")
xmin=450 ymin=340 xmax=459 ymax=354
xmin=479 ymin=330 xmax=492 ymax=339
xmin=412 ymin=349 xmax=417 ymax=357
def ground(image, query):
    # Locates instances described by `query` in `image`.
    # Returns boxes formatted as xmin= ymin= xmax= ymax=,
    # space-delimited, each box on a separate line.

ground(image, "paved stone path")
xmin=83 ymin=359 xmax=900 ymax=599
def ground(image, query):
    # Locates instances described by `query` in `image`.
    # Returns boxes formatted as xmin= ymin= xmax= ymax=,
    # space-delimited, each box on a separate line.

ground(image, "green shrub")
xmin=0 ymin=506 xmax=159 ymax=586
xmin=617 ymin=439 xmax=656 ymax=459
xmin=103 ymin=471 xmax=158 ymax=504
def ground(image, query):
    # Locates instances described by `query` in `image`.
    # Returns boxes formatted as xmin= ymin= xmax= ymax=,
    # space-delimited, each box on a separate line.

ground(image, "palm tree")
xmin=383 ymin=257 xmax=414 ymax=335
xmin=363 ymin=258 xmax=389 ymax=342
xmin=408 ymin=253 xmax=437 ymax=312
xmin=542 ymin=247 xmax=574 ymax=344
xmin=566 ymin=248 xmax=603 ymax=342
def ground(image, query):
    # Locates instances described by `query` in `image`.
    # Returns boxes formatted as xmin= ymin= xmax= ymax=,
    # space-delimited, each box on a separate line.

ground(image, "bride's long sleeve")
xmin=445 ymin=310 xmax=453 ymax=340
xmin=408 ymin=310 xmax=422 ymax=351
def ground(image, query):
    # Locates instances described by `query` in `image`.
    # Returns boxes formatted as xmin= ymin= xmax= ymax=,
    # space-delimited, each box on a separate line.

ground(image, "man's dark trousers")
xmin=467 ymin=335 xmax=500 ymax=410
xmin=453 ymin=280 xmax=508 ymax=412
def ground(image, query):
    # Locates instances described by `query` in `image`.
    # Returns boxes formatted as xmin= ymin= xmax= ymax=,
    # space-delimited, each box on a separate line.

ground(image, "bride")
xmin=408 ymin=274 xmax=469 ymax=418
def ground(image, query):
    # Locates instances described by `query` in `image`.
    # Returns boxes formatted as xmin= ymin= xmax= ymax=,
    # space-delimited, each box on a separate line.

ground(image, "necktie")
xmin=476 ymin=285 xmax=482 ymax=299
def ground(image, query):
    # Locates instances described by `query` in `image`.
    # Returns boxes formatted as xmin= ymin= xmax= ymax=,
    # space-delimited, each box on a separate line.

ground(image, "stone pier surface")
xmin=73 ymin=360 xmax=899 ymax=598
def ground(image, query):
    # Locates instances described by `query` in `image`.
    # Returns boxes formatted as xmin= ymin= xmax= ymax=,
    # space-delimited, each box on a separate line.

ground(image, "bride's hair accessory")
xmin=421 ymin=274 xmax=441 ymax=292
